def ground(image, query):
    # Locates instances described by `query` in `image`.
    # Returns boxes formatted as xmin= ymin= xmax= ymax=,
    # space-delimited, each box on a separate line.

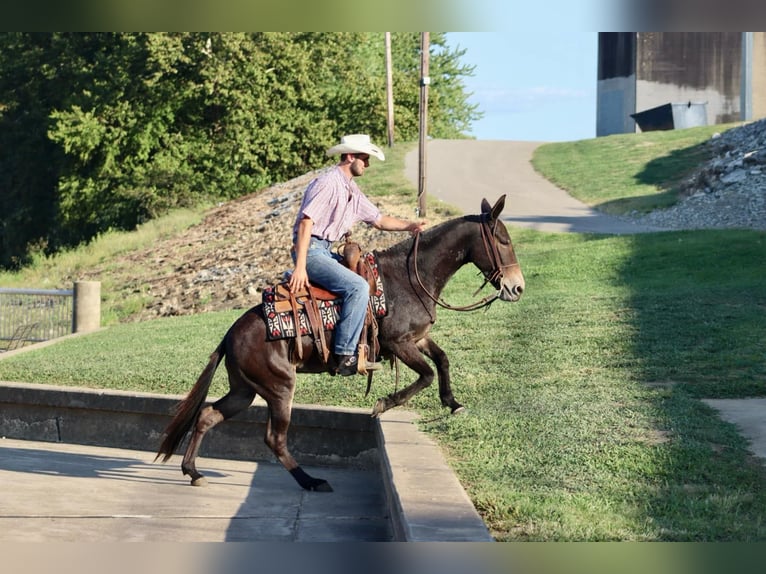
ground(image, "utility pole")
xmin=417 ymin=32 xmax=430 ymax=218
xmin=385 ymin=32 xmax=395 ymax=147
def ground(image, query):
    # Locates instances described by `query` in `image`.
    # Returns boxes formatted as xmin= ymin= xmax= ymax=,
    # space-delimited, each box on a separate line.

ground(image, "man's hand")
xmin=288 ymin=266 xmax=310 ymax=293
xmin=407 ymin=220 xmax=427 ymax=236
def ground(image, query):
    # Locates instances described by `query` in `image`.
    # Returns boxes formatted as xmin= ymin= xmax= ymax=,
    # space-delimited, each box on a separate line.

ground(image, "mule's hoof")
xmin=451 ymin=405 xmax=466 ymax=415
xmin=310 ymin=480 xmax=333 ymax=493
xmin=371 ymin=396 xmax=392 ymax=418
xmin=190 ymin=476 xmax=208 ymax=487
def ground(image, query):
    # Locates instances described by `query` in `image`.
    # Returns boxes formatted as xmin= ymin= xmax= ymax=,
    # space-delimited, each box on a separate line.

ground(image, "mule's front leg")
xmin=372 ymin=343 xmax=435 ymax=417
xmin=418 ymin=336 xmax=464 ymax=414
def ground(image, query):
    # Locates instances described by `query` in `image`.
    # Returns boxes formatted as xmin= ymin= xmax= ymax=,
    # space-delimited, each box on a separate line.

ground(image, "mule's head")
xmin=476 ymin=195 xmax=525 ymax=302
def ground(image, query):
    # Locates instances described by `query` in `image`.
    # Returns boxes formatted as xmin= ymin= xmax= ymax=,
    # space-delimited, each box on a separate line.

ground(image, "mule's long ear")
xmin=490 ymin=195 xmax=506 ymax=221
xmin=481 ymin=198 xmax=491 ymax=214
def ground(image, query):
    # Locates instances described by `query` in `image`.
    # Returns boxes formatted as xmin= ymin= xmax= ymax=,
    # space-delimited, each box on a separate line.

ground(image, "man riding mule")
xmin=156 ymin=139 xmax=525 ymax=492
xmin=289 ymin=134 xmax=425 ymax=375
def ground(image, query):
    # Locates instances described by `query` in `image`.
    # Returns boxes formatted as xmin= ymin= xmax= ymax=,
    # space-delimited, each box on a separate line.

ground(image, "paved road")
xmin=405 ymin=139 xmax=660 ymax=234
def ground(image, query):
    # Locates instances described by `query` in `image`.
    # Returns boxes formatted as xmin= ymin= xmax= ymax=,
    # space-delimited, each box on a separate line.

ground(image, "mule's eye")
xmin=496 ymin=233 xmax=510 ymax=246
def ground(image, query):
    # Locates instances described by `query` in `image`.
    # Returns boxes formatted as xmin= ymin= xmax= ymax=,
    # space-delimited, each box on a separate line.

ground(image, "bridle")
xmin=412 ymin=215 xmax=520 ymax=313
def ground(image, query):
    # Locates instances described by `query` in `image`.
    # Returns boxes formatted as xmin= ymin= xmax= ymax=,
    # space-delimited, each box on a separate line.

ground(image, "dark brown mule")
xmin=156 ymin=196 xmax=524 ymax=492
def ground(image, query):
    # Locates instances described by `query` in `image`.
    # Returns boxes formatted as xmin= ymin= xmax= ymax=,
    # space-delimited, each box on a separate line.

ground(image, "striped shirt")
xmin=292 ymin=167 xmax=382 ymax=242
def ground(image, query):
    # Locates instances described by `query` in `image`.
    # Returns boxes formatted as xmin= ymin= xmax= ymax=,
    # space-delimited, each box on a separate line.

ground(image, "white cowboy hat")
xmin=326 ymin=134 xmax=385 ymax=161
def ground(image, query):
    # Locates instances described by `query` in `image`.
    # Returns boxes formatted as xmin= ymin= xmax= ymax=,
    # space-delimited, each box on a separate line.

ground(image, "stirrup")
xmin=336 ymin=354 xmax=382 ymax=376
xmin=364 ymin=360 xmax=383 ymax=371
xmin=356 ymin=343 xmax=381 ymax=375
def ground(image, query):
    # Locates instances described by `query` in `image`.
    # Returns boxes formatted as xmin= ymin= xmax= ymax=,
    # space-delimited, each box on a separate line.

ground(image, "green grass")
xmin=2 ymin=130 xmax=766 ymax=540
xmin=1 ymin=226 xmax=765 ymax=541
xmin=0 ymin=206 xmax=207 ymax=325
xmin=531 ymin=124 xmax=742 ymax=215
xmin=360 ymin=140 xmax=416 ymax=198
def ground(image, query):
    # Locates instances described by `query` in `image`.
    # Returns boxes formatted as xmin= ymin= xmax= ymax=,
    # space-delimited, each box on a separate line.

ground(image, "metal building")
xmin=597 ymin=32 xmax=766 ymax=136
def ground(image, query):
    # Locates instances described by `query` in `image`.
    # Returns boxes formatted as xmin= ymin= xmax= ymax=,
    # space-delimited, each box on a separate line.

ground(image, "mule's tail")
xmin=155 ymin=339 xmax=226 ymax=462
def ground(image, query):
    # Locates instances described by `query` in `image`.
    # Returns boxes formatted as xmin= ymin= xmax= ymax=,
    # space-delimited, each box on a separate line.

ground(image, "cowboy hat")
xmin=326 ymin=134 xmax=385 ymax=161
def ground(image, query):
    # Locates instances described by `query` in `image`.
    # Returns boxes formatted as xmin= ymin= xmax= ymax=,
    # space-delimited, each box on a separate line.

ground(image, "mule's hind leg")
xmin=181 ymin=387 xmax=255 ymax=486
xmin=418 ymin=336 xmax=464 ymax=414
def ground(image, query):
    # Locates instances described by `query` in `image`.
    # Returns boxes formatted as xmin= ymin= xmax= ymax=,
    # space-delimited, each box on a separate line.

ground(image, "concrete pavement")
xmin=0 ymin=437 xmax=389 ymax=542
xmin=702 ymin=399 xmax=766 ymax=460
xmin=0 ymin=380 xmax=493 ymax=542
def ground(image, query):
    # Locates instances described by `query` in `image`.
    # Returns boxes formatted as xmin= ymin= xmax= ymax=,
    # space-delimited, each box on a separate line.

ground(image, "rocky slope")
xmin=94 ymin=169 xmax=452 ymax=321
xmin=624 ymin=119 xmax=766 ymax=231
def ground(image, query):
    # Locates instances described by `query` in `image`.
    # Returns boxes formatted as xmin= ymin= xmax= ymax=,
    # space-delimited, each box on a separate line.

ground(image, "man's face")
xmin=350 ymin=153 xmax=370 ymax=177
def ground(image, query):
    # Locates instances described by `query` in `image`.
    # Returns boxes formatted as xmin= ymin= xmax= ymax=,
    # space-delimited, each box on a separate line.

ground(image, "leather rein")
xmin=412 ymin=215 xmax=519 ymax=313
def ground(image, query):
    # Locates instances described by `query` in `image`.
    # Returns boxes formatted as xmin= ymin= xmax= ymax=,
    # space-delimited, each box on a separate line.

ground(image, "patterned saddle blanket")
xmin=262 ymin=252 xmax=387 ymax=341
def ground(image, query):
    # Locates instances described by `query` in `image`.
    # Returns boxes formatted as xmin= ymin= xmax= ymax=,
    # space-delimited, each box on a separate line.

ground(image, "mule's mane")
xmin=376 ymin=214 xmax=478 ymax=258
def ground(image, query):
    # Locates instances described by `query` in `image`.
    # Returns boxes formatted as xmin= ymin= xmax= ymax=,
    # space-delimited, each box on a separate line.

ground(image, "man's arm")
xmin=289 ymin=216 xmax=314 ymax=292
xmin=372 ymin=214 xmax=426 ymax=235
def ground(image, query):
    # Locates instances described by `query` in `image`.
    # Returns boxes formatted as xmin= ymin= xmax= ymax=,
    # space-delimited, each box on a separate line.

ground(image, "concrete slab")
xmin=0 ymin=381 xmax=495 ymax=542
xmin=0 ymin=437 xmax=390 ymax=542
xmin=702 ymin=398 xmax=766 ymax=460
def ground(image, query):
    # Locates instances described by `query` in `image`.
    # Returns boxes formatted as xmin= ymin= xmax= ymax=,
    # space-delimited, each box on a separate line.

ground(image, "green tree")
xmin=0 ymin=33 xmax=67 ymax=267
xmin=0 ymin=32 xmax=480 ymax=269
xmin=306 ymin=32 xmax=481 ymax=142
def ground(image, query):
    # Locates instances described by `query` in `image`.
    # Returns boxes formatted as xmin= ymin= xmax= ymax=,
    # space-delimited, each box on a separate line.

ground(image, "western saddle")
xmin=271 ymin=238 xmax=380 ymax=375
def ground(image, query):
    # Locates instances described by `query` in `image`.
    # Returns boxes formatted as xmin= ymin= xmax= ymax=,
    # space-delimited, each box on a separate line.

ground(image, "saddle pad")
xmin=262 ymin=252 xmax=387 ymax=341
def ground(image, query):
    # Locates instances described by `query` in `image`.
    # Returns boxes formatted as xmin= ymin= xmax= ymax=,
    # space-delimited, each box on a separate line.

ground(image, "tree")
xmin=0 ymin=33 xmax=69 ymax=267
xmin=0 ymin=32 xmax=480 ymax=269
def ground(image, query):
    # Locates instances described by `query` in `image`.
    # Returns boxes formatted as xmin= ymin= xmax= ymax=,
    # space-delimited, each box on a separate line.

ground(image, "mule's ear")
xmin=490 ymin=195 xmax=506 ymax=220
xmin=481 ymin=198 xmax=491 ymax=214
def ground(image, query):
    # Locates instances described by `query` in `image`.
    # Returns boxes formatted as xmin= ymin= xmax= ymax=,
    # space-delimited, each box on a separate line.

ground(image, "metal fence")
xmin=0 ymin=288 xmax=74 ymax=351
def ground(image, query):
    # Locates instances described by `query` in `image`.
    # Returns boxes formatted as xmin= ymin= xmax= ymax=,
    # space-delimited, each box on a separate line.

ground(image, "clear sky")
xmin=445 ymin=32 xmax=599 ymax=143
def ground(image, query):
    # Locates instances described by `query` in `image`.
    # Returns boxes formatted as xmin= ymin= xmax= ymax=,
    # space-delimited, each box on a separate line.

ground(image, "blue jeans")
xmin=294 ymin=237 xmax=369 ymax=356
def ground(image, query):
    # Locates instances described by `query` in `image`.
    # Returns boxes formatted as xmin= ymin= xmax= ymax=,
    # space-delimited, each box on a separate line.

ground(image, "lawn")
xmin=531 ymin=123 xmax=741 ymax=214
xmin=2 ymin=225 xmax=764 ymax=541
xmin=2 ymin=125 xmax=765 ymax=540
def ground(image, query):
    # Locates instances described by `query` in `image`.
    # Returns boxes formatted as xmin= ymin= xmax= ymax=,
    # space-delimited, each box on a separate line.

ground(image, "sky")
xmin=445 ymin=31 xmax=599 ymax=143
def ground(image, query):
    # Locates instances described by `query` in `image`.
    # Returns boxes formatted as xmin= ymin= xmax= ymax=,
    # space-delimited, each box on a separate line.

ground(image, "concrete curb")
xmin=376 ymin=409 xmax=494 ymax=541
xmin=0 ymin=380 xmax=492 ymax=541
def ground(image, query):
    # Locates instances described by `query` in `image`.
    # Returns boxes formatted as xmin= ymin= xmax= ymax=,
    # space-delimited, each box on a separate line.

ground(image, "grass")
xmin=423 ymin=228 xmax=766 ymax=541
xmin=1 ymin=226 xmax=765 ymax=540
xmin=531 ymin=123 xmax=742 ymax=215
xmin=360 ymin=140 xmax=416 ymax=198
xmin=1 ymin=128 xmax=765 ymax=540
xmin=0 ymin=207 xmax=208 ymax=325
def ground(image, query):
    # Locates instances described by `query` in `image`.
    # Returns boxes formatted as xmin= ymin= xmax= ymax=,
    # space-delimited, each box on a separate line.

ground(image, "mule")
xmin=156 ymin=195 xmax=524 ymax=492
